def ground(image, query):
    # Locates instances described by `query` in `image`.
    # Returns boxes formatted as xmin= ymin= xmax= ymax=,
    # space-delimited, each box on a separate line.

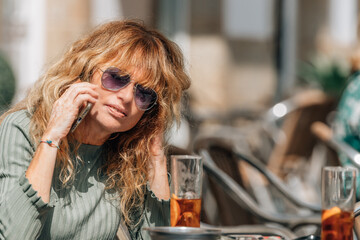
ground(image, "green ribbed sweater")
xmin=0 ymin=110 xmax=170 ymax=240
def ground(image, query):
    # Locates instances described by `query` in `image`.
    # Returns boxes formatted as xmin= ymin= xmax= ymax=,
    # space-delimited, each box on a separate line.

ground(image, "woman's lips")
xmin=106 ymin=104 xmax=127 ymax=118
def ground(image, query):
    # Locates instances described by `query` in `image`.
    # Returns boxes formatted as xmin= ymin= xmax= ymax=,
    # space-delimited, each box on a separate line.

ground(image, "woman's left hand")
xmin=150 ymin=132 xmax=165 ymax=160
xmin=148 ymin=132 xmax=170 ymax=200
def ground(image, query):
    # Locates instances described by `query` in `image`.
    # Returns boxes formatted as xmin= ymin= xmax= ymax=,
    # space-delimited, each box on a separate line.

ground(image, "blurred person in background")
xmin=0 ymin=20 xmax=190 ymax=240
xmin=332 ymin=47 xmax=360 ymax=200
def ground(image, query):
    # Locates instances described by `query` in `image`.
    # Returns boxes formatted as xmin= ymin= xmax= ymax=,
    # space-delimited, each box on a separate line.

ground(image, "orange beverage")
xmin=321 ymin=206 xmax=354 ymax=240
xmin=170 ymin=196 xmax=201 ymax=227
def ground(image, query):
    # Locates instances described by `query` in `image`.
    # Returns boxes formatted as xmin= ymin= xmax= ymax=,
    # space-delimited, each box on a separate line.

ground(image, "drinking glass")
xmin=321 ymin=166 xmax=357 ymax=240
xmin=170 ymin=155 xmax=203 ymax=227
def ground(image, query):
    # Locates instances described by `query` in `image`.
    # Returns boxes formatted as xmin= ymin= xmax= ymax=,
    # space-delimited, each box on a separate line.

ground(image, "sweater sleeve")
xmin=144 ymin=182 xmax=171 ymax=226
xmin=0 ymin=111 xmax=53 ymax=240
xmin=126 ymin=177 xmax=171 ymax=240
xmin=138 ymin=180 xmax=170 ymax=240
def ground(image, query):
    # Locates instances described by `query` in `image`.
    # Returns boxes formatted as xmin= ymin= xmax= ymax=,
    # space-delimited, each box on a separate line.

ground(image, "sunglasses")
xmin=100 ymin=67 xmax=158 ymax=111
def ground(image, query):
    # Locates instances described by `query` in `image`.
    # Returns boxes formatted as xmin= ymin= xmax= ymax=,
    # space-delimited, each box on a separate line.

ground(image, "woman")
xmin=0 ymin=20 xmax=190 ymax=239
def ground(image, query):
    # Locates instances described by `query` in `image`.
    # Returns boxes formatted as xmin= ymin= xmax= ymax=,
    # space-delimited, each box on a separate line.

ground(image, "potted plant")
xmin=0 ymin=53 xmax=16 ymax=113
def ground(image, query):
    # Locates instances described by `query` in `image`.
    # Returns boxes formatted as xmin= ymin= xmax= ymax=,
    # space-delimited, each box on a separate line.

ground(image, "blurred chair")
xmin=265 ymin=89 xmax=336 ymax=178
xmin=191 ymin=136 xmax=321 ymax=235
xmin=311 ymin=121 xmax=360 ymax=168
xmin=166 ymin=145 xmax=302 ymax=240
xmin=194 ymin=89 xmax=337 ymax=185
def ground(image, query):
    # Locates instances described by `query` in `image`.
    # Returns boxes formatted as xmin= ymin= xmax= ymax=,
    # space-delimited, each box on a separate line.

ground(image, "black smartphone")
xmin=70 ymin=103 xmax=93 ymax=133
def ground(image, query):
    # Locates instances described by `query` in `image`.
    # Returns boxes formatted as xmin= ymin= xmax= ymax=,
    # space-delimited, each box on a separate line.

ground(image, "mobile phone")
xmin=70 ymin=103 xmax=93 ymax=133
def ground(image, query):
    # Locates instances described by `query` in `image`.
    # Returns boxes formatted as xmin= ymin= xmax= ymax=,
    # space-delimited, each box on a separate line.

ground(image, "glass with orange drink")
xmin=321 ymin=166 xmax=357 ymax=240
xmin=170 ymin=155 xmax=203 ymax=227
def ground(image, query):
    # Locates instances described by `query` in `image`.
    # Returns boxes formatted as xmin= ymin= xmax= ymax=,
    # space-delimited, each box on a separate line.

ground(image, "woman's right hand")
xmin=42 ymin=81 xmax=99 ymax=144
xmin=26 ymin=81 xmax=98 ymax=203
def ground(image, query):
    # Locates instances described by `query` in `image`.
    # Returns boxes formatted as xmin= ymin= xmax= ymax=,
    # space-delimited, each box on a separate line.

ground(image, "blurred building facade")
xmin=0 ymin=0 xmax=359 ymax=119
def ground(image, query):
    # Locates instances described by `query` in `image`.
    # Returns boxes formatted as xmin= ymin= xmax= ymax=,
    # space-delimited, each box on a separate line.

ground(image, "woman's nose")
xmin=116 ymin=82 xmax=135 ymax=103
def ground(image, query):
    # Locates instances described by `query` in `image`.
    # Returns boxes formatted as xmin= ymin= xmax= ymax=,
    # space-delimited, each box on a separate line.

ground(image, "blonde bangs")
xmin=109 ymin=42 xmax=164 ymax=92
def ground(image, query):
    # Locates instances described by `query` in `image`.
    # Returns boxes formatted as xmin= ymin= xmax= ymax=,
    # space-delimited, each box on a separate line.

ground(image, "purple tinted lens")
xmin=101 ymin=68 xmax=130 ymax=90
xmin=135 ymin=84 xmax=157 ymax=110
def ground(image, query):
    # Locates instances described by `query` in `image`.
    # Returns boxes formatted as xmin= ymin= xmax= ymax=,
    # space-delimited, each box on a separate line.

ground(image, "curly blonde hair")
xmin=1 ymin=20 xmax=190 ymax=225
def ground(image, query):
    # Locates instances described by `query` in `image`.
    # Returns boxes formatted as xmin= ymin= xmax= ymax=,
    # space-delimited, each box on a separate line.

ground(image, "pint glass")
xmin=321 ymin=166 xmax=357 ymax=240
xmin=170 ymin=155 xmax=203 ymax=227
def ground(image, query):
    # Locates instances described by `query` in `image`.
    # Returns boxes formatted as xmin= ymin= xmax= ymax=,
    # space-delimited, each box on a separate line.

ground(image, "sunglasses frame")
xmin=99 ymin=67 xmax=158 ymax=111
